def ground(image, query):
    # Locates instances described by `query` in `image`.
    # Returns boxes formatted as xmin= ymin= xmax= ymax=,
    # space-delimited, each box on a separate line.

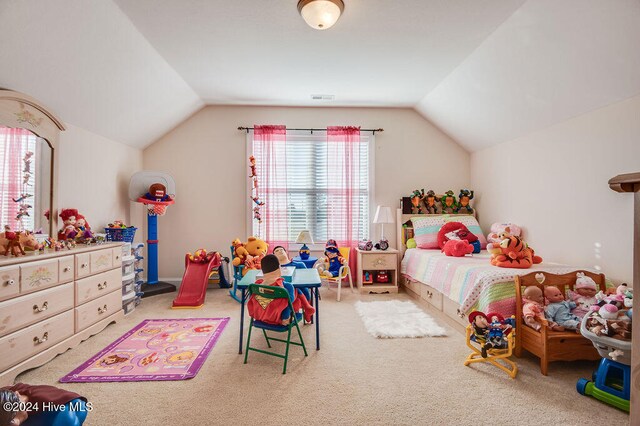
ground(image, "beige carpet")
xmin=17 ymin=287 xmax=628 ymax=426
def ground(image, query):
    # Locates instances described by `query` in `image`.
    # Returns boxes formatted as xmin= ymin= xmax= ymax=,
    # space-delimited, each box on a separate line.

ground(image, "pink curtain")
xmin=326 ymin=126 xmax=363 ymax=272
xmin=0 ymin=127 xmax=28 ymax=230
xmin=253 ymin=125 xmax=289 ymax=251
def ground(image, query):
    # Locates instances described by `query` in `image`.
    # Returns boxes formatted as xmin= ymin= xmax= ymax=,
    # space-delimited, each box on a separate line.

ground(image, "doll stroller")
xmin=576 ymin=311 xmax=631 ymax=412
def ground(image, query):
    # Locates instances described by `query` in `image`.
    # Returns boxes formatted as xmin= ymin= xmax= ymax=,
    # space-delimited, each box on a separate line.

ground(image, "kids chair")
xmin=463 ymin=318 xmax=518 ymax=379
xmin=228 ymin=245 xmax=244 ymax=303
xmin=244 ymin=284 xmax=308 ymax=374
xmin=316 ymin=247 xmax=354 ymax=302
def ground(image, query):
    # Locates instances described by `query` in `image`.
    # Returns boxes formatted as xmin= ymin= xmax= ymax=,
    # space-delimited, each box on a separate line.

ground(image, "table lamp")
xmin=373 ymin=205 xmax=394 ymax=250
xmin=295 ymin=230 xmax=314 ymax=260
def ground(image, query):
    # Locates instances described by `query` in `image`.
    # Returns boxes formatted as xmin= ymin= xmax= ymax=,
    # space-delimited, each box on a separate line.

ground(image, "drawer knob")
xmin=4 ymin=279 xmax=15 ymax=286
xmin=115 ymin=255 xmax=120 ymax=260
xmin=33 ymin=332 xmax=48 ymax=345
xmin=97 ymin=281 xmax=108 ymax=290
xmin=33 ymin=301 xmax=48 ymax=313
xmin=426 ymin=291 xmax=433 ymax=298
xmin=456 ymin=308 xmax=466 ymax=319
xmin=98 ymin=304 xmax=108 ymax=314
xmin=63 ymin=267 xmax=71 ymax=272
xmin=81 ymin=263 xmax=88 ymax=268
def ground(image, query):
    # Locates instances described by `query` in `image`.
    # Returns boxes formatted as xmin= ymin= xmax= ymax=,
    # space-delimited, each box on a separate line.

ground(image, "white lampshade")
xmin=297 ymin=0 xmax=344 ymax=30
xmin=295 ymin=230 xmax=314 ymax=244
xmin=373 ymin=206 xmax=394 ymax=224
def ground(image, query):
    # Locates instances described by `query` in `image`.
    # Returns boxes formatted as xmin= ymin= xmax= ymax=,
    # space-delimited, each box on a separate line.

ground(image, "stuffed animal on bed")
xmin=486 ymin=223 xmax=522 ymax=244
xmin=437 ymin=222 xmax=481 ymax=254
xmin=442 ymin=239 xmax=474 ymax=257
xmin=488 ymin=235 xmax=542 ymax=269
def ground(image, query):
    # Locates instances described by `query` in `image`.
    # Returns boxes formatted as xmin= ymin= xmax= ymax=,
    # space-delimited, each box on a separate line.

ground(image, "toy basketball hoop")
xmin=137 ymin=197 xmax=174 ymax=216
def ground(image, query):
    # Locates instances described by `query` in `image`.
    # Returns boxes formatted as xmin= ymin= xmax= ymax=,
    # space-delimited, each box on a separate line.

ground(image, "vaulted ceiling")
xmin=1 ymin=0 xmax=639 ymax=150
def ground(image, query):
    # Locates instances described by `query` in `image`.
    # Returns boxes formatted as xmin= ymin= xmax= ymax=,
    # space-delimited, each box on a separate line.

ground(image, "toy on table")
xmin=464 ymin=311 xmax=518 ymax=378
xmin=272 ymin=245 xmax=312 ymax=302
xmin=358 ymin=240 xmax=373 ymax=251
xmin=544 ymin=286 xmax=580 ymax=332
xmin=569 ymin=272 xmax=598 ymax=318
xmin=488 ymin=235 xmax=542 ymax=269
xmin=455 ymin=189 xmax=474 ymax=214
xmin=317 ymin=241 xmax=346 ymax=278
xmin=422 ymin=190 xmax=440 ymax=214
xmin=486 ymin=222 xmax=522 ymax=244
xmin=374 ymin=239 xmax=389 ymax=250
xmin=439 ymin=190 xmax=458 ymax=214
xmin=437 ymin=221 xmax=481 ymax=254
xmin=409 ymin=189 xmax=426 ymax=214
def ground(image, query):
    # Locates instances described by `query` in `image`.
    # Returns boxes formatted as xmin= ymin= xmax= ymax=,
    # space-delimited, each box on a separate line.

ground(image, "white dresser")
xmin=0 ymin=243 xmax=125 ymax=385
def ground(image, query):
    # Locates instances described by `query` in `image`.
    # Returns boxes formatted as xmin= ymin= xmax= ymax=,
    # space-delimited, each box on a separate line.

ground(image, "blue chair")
xmin=244 ymin=284 xmax=307 ymax=374
xmin=229 ymin=245 xmax=244 ymax=303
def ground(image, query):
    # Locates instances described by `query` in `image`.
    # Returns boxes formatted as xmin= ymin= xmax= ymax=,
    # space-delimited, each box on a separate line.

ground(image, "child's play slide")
xmin=172 ymin=252 xmax=221 ymax=309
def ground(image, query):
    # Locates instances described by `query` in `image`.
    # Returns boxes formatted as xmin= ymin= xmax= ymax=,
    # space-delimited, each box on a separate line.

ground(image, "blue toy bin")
xmin=104 ymin=227 xmax=137 ymax=243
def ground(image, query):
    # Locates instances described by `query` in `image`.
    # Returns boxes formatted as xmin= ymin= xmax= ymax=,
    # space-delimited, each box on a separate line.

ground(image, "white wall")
xmin=58 ymin=124 xmax=144 ymax=239
xmin=144 ymin=106 xmax=469 ymax=279
xmin=471 ymin=95 xmax=640 ymax=284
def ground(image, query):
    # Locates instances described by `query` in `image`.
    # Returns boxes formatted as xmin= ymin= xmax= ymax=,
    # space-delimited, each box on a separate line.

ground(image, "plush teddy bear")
xmin=231 ymin=238 xmax=249 ymax=267
xmin=486 ymin=223 xmax=522 ymax=244
xmin=441 ymin=239 xmax=474 ymax=257
xmin=437 ymin=222 xmax=481 ymax=253
xmin=242 ymin=236 xmax=269 ymax=275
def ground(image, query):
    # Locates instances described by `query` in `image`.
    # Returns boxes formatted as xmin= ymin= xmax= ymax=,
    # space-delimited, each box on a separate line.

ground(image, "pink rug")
xmin=60 ymin=318 xmax=229 ymax=382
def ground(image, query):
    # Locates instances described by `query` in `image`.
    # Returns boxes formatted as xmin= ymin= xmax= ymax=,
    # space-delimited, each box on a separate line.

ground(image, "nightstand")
xmin=356 ymin=248 xmax=399 ymax=294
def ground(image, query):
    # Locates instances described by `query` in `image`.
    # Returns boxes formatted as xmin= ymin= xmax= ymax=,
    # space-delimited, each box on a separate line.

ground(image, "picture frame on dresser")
xmin=0 ymin=243 xmax=125 ymax=386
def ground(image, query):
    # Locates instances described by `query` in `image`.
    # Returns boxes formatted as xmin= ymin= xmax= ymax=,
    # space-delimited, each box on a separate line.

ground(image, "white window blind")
xmin=251 ymin=132 xmax=371 ymax=243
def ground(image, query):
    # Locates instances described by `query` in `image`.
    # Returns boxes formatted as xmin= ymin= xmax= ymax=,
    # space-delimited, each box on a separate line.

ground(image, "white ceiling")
xmin=1 ymin=0 xmax=639 ymax=150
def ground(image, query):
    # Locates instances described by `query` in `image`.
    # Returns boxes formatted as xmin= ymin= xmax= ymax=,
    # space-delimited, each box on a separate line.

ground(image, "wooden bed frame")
xmin=395 ymin=208 xmax=478 ymax=332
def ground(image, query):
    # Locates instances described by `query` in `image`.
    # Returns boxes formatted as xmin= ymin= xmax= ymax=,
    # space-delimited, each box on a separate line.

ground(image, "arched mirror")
xmin=0 ymin=90 xmax=64 ymax=237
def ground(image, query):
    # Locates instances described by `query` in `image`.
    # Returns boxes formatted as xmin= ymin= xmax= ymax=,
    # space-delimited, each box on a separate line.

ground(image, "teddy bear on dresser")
xmin=544 ymin=286 xmax=581 ymax=332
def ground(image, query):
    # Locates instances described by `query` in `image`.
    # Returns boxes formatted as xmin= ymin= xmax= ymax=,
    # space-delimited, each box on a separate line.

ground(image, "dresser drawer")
xmin=0 ymin=310 xmax=74 ymax=372
xmin=90 ymin=249 xmax=113 ymax=274
xmin=75 ymin=289 xmax=122 ymax=332
xmin=112 ymin=247 xmax=123 ymax=267
xmin=75 ymin=253 xmax=91 ymax=279
xmin=75 ymin=268 xmax=122 ymax=305
xmin=402 ymin=277 xmax=421 ymax=295
xmin=420 ymin=284 xmax=443 ymax=310
xmin=361 ymin=253 xmax=397 ymax=270
xmin=0 ymin=265 xmax=20 ymax=302
xmin=0 ymin=283 xmax=74 ymax=338
xmin=58 ymin=256 xmax=75 ymax=283
xmin=443 ymin=297 xmax=468 ymax=328
xmin=20 ymin=259 xmax=59 ymax=294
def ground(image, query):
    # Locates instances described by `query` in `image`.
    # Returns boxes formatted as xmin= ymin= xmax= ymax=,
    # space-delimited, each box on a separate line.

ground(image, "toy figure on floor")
xmin=248 ymin=254 xmax=315 ymax=325
xmin=456 ymin=189 xmax=474 ymax=214
xmin=569 ymin=272 xmax=598 ymax=318
xmin=0 ymin=383 xmax=89 ymax=426
xmin=318 ymin=242 xmax=346 ymax=278
xmin=544 ymin=286 xmax=580 ymax=332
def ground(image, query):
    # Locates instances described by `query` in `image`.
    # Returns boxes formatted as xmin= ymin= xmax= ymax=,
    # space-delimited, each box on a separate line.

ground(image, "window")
xmin=250 ymin=128 xmax=372 ymax=245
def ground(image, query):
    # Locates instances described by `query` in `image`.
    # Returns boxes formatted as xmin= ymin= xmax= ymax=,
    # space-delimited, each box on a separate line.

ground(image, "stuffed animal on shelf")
xmin=488 ymin=236 xmax=542 ymax=269
xmin=455 ymin=189 xmax=474 ymax=214
xmin=486 ymin=223 xmax=522 ymax=244
xmin=442 ymin=239 xmax=474 ymax=257
xmin=439 ymin=190 xmax=458 ymax=214
xmin=569 ymin=272 xmax=598 ymax=318
xmin=437 ymin=221 xmax=481 ymax=254
xmin=423 ymin=190 xmax=440 ymax=214
xmin=410 ymin=189 xmax=426 ymax=214
xmin=544 ymin=286 xmax=580 ymax=332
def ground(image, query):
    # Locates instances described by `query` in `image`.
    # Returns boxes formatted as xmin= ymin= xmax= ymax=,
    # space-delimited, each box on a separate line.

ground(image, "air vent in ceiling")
xmin=311 ymin=94 xmax=335 ymax=101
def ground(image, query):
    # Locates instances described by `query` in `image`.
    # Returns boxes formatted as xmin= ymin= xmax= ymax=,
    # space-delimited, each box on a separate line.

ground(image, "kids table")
xmin=237 ymin=269 xmax=322 ymax=354
xmin=292 ymin=255 xmax=318 ymax=269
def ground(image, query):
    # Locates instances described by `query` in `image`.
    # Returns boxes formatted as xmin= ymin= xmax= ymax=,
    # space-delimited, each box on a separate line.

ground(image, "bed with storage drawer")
xmin=396 ymin=210 xmax=607 ymax=330
xmin=0 ymin=243 xmax=124 ymax=385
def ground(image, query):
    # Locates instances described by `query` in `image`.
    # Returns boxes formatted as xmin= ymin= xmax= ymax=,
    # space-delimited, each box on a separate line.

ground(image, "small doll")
xmin=485 ymin=313 xmax=512 ymax=352
xmin=522 ymin=286 xmax=547 ymax=331
xmin=569 ymin=272 xmax=598 ymax=318
xmin=249 ymin=155 xmax=257 ymax=177
xmin=58 ymin=208 xmax=79 ymax=240
xmin=410 ymin=189 xmax=426 ymax=214
xmin=75 ymin=214 xmax=93 ymax=240
xmin=469 ymin=311 xmax=509 ymax=358
xmin=468 ymin=311 xmax=490 ymax=357
xmin=439 ymin=190 xmax=458 ymax=214
xmin=544 ymin=286 xmax=580 ymax=332
xmin=455 ymin=189 xmax=474 ymax=214
xmin=319 ymin=245 xmax=346 ymax=278
xmin=423 ymin=190 xmax=440 ymax=214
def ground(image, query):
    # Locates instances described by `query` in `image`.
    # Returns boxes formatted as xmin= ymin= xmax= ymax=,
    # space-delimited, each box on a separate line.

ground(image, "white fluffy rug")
xmin=354 ymin=300 xmax=447 ymax=338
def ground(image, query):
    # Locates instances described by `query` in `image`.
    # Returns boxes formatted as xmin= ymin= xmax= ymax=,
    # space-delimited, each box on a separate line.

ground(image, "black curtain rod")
xmin=238 ymin=126 xmax=384 ymax=134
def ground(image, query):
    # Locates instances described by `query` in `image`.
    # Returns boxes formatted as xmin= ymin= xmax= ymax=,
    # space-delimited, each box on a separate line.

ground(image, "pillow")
xmin=412 ymin=215 xmax=487 ymax=249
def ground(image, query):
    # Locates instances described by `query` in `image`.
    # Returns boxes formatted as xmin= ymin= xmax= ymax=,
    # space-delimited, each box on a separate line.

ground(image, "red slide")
xmin=172 ymin=252 xmax=221 ymax=309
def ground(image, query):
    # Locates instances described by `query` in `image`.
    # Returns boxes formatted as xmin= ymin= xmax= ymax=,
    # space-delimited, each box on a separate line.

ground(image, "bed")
xmin=395 ymin=209 xmax=607 ymax=329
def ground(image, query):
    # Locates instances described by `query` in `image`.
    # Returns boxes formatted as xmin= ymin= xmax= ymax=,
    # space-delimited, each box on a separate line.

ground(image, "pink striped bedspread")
xmin=400 ymin=248 xmax=604 ymax=317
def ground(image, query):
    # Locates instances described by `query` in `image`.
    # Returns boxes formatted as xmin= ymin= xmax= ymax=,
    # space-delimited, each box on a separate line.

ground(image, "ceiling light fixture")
xmin=297 ymin=0 xmax=345 ymax=30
